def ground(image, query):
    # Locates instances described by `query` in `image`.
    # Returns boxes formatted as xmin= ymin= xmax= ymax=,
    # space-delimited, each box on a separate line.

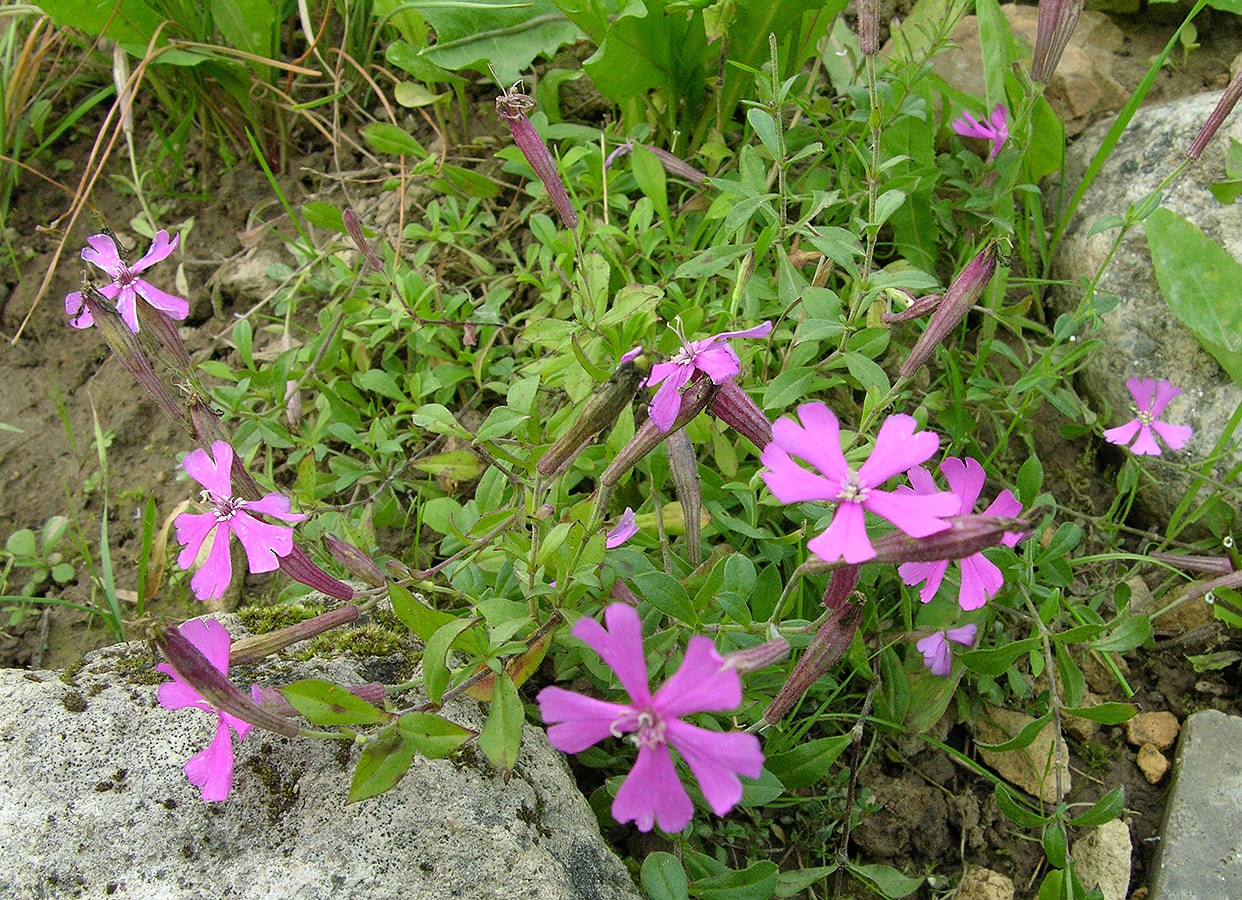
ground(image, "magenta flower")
xmin=898 ymin=458 xmax=1022 ymax=610
xmin=647 ymin=321 xmax=772 ymax=432
xmin=537 ymin=604 xmax=764 ymax=833
xmin=174 ymin=441 xmax=305 ymax=600
xmin=605 ymin=508 xmax=638 ymax=549
xmin=916 ymin=624 xmax=978 ymax=676
xmin=952 ymin=104 xmax=1009 ymax=161
xmin=156 ymin=618 xmax=253 ymax=801
xmin=760 ymin=403 xmax=958 ymax=564
xmin=68 ymin=230 xmax=189 ymax=333
xmin=1103 ymin=378 xmax=1193 ymax=456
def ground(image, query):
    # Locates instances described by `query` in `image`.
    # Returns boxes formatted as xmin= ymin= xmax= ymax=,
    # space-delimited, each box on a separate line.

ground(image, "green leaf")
xmin=361 ymin=122 xmax=427 ymax=158
xmin=765 ymin=735 xmax=852 ymax=789
xmin=1090 ymin=612 xmax=1152 ymax=653
xmin=1069 ymin=785 xmax=1126 ymax=827
xmin=775 ymin=866 xmax=838 ymax=898
xmin=349 ymin=720 xmax=417 ymax=802
xmin=5 ymin=529 xmax=36 ymax=558
xmin=474 ymin=406 xmax=530 ymax=443
xmin=641 ymin=852 xmax=689 ymax=900
xmin=632 ymin=143 xmax=668 ymax=222
xmin=691 ymin=860 xmax=780 ymax=899
xmin=354 ymin=368 xmax=406 ymax=402
xmin=1062 ymin=702 xmax=1136 ymax=725
xmin=845 ymin=862 xmax=923 ymax=899
xmin=1054 ymin=642 xmax=1086 ymax=708
xmin=412 ymin=404 xmax=474 ymax=438
xmin=994 ymin=782 xmax=1052 ymax=827
xmin=1043 ymin=821 xmax=1068 ymax=870
xmin=279 ymin=679 xmax=391 ymax=726
xmin=960 ymin=637 xmax=1041 ymax=677
xmin=477 ymin=673 xmax=523 ymax=776
xmin=419 ymin=0 xmax=583 ymax=82
xmin=400 ymin=711 xmax=473 ymax=759
xmin=211 ymin=0 xmax=274 ymax=60
xmin=976 ymin=711 xmax=1052 ymax=752
xmin=762 ymin=366 xmax=823 ymax=411
xmin=410 ymin=450 xmax=485 ymax=482
xmin=1146 ymin=206 xmax=1242 ymax=385
xmin=631 ymin=571 xmax=697 ymax=625
xmin=302 ymin=201 xmax=346 ymax=231
xmin=424 ymin=617 xmax=478 ymax=704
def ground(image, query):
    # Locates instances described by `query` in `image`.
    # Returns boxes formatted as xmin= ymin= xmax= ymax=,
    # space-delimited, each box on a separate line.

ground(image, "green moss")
xmin=115 ymin=651 xmax=166 ymax=685
xmin=61 ymin=690 xmax=88 ymax=712
xmin=308 ymin=623 xmax=403 ymax=658
xmin=238 ymin=602 xmax=324 ymax=634
xmin=245 ymin=743 xmax=303 ymax=824
xmin=60 ymin=657 xmax=86 ymax=686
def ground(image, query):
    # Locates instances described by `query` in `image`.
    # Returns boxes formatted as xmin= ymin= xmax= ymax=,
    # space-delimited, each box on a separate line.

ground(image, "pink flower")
xmin=69 ymin=231 xmax=189 ymax=333
xmin=760 ymin=403 xmax=958 ymax=564
xmin=916 ymin=624 xmax=978 ymax=677
xmin=174 ymin=441 xmax=305 ymax=600
xmin=537 ymin=604 xmax=764 ymax=833
xmin=647 ymin=321 xmax=772 ymax=432
xmin=156 ymin=618 xmax=253 ymax=801
xmin=952 ymin=104 xmax=1009 ymax=161
xmin=1103 ymin=378 xmax=1193 ymax=456
xmin=605 ymin=507 xmax=638 ymax=548
xmin=898 ymin=458 xmax=1023 ymax=610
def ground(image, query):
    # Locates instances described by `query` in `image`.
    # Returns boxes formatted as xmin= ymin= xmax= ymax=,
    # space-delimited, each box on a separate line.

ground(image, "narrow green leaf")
xmin=477 ymin=673 xmax=523 ymax=776
xmin=349 ymin=720 xmax=417 ymax=802
xmin=1062 ymin=702 xmax=1136 ymax=725
xmin=766 ymin=735 xmax=852 ymax=789
xmin=361 ymin=122 xmax=427 ymax=158
xmin=1069 ymin=785 xmax=1126 ymax=827
xmin=844 ymin=862 xmax=923 ymax=899
xmin=976 ymin=711 xmax=1052 ymax=752
xmin=424 ymin=618 xmax=477 ymax=704
xmin=994 ymin=782 xmax=1052 ymax=827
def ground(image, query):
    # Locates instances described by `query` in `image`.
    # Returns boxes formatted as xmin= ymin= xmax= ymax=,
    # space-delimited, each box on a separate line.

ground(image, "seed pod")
xmin=537 ymin=352 xmax=649 ymax=477
xmin=496 ymin=82 xmax=579 ymax=229
xmin=710 ymin=380 xmax=772 ymax=450
xmin=666 ymin=429 xmax=702 ymax=566
xmin=229 ymin=605 xmax=361 ymax=666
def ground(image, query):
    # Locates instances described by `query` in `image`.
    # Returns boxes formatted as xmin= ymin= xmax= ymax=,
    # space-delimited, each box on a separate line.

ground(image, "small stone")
xmin=975 ymin=706 xmax=1072 ymax=803
xmin=1125 ymin=711 xmax=1180 ymax=751
xmin=956 ymin=864 xmax=1014 ymax=900
xmin=1138 ymin=743 xmax=1171 ymax=784
xmin=1071 ymin=819 xmax=1132 ymax=900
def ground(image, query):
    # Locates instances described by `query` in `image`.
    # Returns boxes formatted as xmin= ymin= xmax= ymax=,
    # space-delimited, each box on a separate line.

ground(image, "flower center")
xmin=202 ymin=491 xmax=247 ymax=522
xmin=1137 ymin=409 xmax=1154 ymax=426
xmin=836 ymin=469 xmax=870 ymax=503
xmin=115 ymin=264 xmax=138 ymax=290
xmin=611 ymin=706 xmax=667 ymax=749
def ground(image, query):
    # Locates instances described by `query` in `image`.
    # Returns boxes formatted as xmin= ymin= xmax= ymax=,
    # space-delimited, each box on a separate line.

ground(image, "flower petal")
xmin=864 ymin=487 xmax=957 ymax=538
xmin=649 ymin=366 xmax=691 ymax=432
xmin=692 ymin=344 xmax=741 ymax=382
xmin=899 ymin=559 xmax=948 ymax=604
xmin=66 ymin=292 xmax=93 ymax=328
xmin=956 ymin=552 xmax=1004 ymax=610
xmin=189 ymin=525 xmax=234 ymax=600
xmin=1102 ymin=419 xmax=1141 ymax=448
xmin=1124 ymin=377 xmax=1156 ymax=413
xmin=1151 ymin=420 xmax=1193 ymax=452
xmin=130 ymin=230 xmax=179 ymax=273
xmin=177 ymin=617 xmax=233 ymax=673
xmin=760 ymin=446 xmax=839 ymax=503
xmin=226 ymin=513 xmax=293 ymax=574
xmin=246 ymin=491 xmax=307 ymax=523
xmin=183 ymin=717 xmax=237 ymax=802
xmin=767 ymin=402 xmax=850 ymax=482
xmin=916 ymin=632 xmax=951 ymax=676
xmin=982 ymin=489 xmax=1025 ymax=547
xmin=945 ymin=623 xmax=978 ymax=647
xmin=157 ymin=678 xmax=211 ymax=712
xmin=713 ymin=321 xmax=772 ymax=342
xmin=858 ymin=415 xmax=941 ymax=485
xmin=666 ymin=720 xmax=763 ymax=816
xmin=605 ymin=507 xmax=638 ymax=549
xmin=807 ymin=502 xmax=874 ymax=564
xmin=940 ymin=457 xmax=985 ymax=512
xmin=612 ymin=743 xmax=693 ymax=833
xmin=652 ymin=636 xmax=739 ymax=719
xmin=572 ymin=604 xmax=652 ymax=704
xmin=81 ymin=234 xmax=123 ymax=276
xmin=175 ymin=512 xmax=219 ymax=571
xmin=182 ymin=442 xmax=234 ymax=497
xmin=1148 ymin=380 xmax=1183 ymax=416
xmin=135 ymin=279 xmax=190 ymax=321
xmin=1129 ymin=425 xmax=1163 ymax=456
xmin=538 ymin=686 xmax=633 ymax=753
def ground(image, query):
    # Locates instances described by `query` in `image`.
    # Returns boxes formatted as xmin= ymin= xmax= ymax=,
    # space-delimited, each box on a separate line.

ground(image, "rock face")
xmin=1047 ymin=90 xmax=1242 ymax=518
xmin=0 ymin=630 xmax=640 ymax=900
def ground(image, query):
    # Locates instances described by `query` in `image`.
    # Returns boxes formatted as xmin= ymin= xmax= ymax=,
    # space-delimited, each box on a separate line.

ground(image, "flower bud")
xmin=152 ymin=622 xmax=299 ymax=737
xmin=1031 ymin=0 xmax=1084 ymax=84
xmin=343 ymin=208 xmax=384 ymax=271
xmin=763 ymin=590 xmax=861 ymax=725
xmin=600 ymin=373 xmax=716 ymax=489
xmin=709 ymin=380 xmax=772 ymax=450
xmin=899 ymin=242 xmax=998 ymax=379
xmin=858 ymin=0 xmax=879 ymax=56
xmin=1188 ymin=71 xmax=1242 ymax=161
xmin=666 ymin=429 xmax=703 ymax=566
xmin=720 ymin=637 xmax=791 ymax=673
xmin=496 ymin=83 xmax=578 ymax=229
xmin=322 ymin=534 xmax=387 ymax=588
xmin=1150 ymin=551 xmax=1234 ymax=576
xmin=537 ymin=353 xmax=649 ymax=477
xmin=277 ymin=544 xmax=354 ymax=600
xmin=229 ymin=605 xmax=361 ymax=666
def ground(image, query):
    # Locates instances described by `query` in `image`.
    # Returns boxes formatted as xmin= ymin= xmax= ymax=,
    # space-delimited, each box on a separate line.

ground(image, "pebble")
xmin=956 ymin=864 xmax=1014 ymax=900
xmin=1125 ymin=711 xmax=1180 ymax=751
xmin=1138 ymin=743 xmax=1170 ymax=784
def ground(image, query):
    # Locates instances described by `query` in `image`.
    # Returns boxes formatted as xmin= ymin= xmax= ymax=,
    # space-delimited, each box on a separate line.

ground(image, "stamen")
xmin=836 ymin=470 xmax=870 ymax=503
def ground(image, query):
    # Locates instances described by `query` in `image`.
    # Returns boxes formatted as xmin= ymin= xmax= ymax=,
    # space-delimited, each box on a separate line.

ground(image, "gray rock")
xmin=0 ymin=624 xmax=640 ymax=900
xmin=1150 ymin=709 xmax=1242 ymax=899
xmin=1047 ymin=90 xmax=1242 ymax=518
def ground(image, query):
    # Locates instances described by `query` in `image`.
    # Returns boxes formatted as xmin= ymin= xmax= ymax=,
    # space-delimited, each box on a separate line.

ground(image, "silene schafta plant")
xmin=51 ymin=1 xmax=1242 ymax=893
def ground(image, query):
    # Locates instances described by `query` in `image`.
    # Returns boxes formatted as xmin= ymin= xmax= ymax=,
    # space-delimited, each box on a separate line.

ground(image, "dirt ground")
xmin=1 ymin=8 xmax=1239 ymax=898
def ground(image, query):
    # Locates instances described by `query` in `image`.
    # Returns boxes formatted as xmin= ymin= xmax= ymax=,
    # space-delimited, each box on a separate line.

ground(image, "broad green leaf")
xmin=994 ymin=782 xmax=1052 ymax=827
xmin=631 ymin=571 xmax=697 ymax=624
xmin=411 ymin=404 xmax=474 ymax=439
xmin=279 ymin=679 xmax=392 ymax=726
xmin=410 ymin=450 xmax=485 ymax=482
xmin=477 ymin=673 xmax=523 ymax=776
xmin=424 ymin=617 xmax=479 ymax=704
xmin=976 ymin=711 xmax=1052 ymax=753
xmin=642 ymin=852 xmax=689 ymax=900
xmin=361 ymin=122 xmax=427 ymax=158
xmin=960 ymin=637 xmax=1041 ymax=677
xmin=1090 ymin=612 xmax=1152 ymax=653
xmin=212 ymin=0 xmax=274 ymax=60
xmin=400 ymin=711 xmax=473 ymax=759
xmin=354 ymin=368 xmax=406 ymax=402
xmin=631 ymin=144 xmax=668 ymax=222
xmin=765 ymin=735 xmax=852 ymax=789
xmin=1043 ymin=821 xmax=1068 ymax=870
xmin=845 ymin=862 xmax=923 ymax=899
xmin=691 ymin=860 xmax=780 ymax=900
xmin=36 ymin=0 xmax=164 ymax=46
xmin=1062 ymin=702 xmax=1136 ymax=725
xmin=349 ymin=719 xmax=417 ymax=802
xmin=419 ymin=0 xmax=584 ymax=82
xmin=474 ymin=406 xmax=530 ymax=443
xmin=1146 ymin=206 xmax=1242 ymax=386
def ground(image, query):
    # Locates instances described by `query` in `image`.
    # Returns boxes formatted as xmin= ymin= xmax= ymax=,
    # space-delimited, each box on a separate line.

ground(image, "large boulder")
xmin=0 ymin=620 xmax=640 ymax=900
xmin=1046 ymin=89 xmax=1242 ymax=520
